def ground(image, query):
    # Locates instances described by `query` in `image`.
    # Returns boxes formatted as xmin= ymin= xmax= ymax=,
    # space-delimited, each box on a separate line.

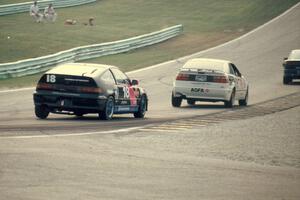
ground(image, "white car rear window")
xmin=183 ymin=60 xmax=227 ymax=73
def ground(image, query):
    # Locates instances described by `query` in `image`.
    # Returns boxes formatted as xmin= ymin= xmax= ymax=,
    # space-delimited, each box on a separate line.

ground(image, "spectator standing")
xmin=30 ymin=1 xmax=43 ymax=22
xmin=44 ymin=3 xmax=57 ymax=22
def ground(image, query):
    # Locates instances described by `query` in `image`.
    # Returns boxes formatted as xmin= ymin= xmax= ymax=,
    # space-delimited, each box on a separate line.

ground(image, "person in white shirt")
xmin=44 ymin=3 xmax=57 ymax=22
xmin=29 ymin=1 xmax=42 ymax=22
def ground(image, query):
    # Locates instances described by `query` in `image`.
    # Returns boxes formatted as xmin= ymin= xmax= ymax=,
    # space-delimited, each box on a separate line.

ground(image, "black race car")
xmin=283 ymin=49 xmax=300 ymax=84
xmin=33 ymin=63 xmax=148 ymax=120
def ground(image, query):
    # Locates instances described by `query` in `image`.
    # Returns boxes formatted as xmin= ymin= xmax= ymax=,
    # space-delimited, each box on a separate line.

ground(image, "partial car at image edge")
xmin=283 ymin=49 xmax=300 ymax=84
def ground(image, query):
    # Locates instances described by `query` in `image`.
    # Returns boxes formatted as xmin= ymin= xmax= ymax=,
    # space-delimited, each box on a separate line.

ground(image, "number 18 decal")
xmin=123 ymin=86 xmax=130 ymax=99
xmin=46 ymin=74 xmax=56 ymax=83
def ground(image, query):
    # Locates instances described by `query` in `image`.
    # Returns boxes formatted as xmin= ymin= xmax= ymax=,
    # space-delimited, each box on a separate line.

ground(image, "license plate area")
xmin=59 ymin=98 xmax=72 ymax=107
xmin=195 ymin=75 xmax=207 ymax=82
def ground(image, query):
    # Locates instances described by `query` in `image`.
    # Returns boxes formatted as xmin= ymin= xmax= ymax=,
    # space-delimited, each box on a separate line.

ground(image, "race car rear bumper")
xmin=33 ymin=91 xmax=107 ymax=113
xmin=173 ymin=86 xmax=232 ymax=102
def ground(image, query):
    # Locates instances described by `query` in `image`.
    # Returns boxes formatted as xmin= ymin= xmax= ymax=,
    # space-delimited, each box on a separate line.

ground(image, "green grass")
xmin=0 ymin=0 xmax=28 ymax=4
xmin=0 ymin=73 xmax=43 ymax=90
xmin=0 ymin=0 xmax=298 ymax=89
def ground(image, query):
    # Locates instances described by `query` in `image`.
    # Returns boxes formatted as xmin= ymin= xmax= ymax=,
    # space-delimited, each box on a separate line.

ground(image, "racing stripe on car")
xmin=129 ymin=87 xmax=137 ymax=105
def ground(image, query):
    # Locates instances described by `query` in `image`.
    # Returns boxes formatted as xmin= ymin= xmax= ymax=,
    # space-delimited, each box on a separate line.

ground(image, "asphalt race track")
xmin=1 ymin=4 xmax=300 ymax=136
xmin=0 ymin=3 xmax=300 ymax=200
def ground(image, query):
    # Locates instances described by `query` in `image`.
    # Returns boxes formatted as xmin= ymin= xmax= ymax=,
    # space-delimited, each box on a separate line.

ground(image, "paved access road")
xmin=0 ymin=3 xmax=300 ymax=200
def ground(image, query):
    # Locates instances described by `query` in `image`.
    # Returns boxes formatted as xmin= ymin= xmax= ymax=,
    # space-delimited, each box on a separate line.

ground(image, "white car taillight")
xmin=176 ymin=73 xmax=190 ymax=81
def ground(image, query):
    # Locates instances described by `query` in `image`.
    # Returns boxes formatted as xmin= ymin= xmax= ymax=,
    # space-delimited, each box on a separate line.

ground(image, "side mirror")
xmin=283 ymin=58 xmax=288 ymax=67
xmin=131 ymin=79 xmax=139 ymax=85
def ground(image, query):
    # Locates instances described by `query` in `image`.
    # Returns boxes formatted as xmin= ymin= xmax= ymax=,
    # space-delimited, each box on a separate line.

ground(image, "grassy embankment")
xmin=0 ymin=0 xmax=298 ymax=89
xmin=0 ymin=0 xmax=28 ymax=4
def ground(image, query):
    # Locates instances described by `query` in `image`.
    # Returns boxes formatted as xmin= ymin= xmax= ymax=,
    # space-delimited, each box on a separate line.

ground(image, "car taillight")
xmin=80 ymin=87 xmax=102 ymax=94
xmin=213 ymin=76 xmax=229 ymax=83
xmin=176 ymin=73 xmax=190 ymax=81
xmin=36 ymin=83 xmax=54 ymax=90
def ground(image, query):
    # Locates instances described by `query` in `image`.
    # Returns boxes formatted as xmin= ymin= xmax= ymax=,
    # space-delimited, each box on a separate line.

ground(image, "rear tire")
xmin=172 ymin=93 xmax=182 ymax=107
xmin=283 ymin=77 xmax=291 ymax=84
xmin=224 ymin=89 xmax=235 ymax=108
xmin=187 ymin=99 xmax=195 ymax=105
xmin=99 ymin=96 xmax=114 ymax=120
xmin=239 ymin=88 xmax=248 ymax=106
xmin=134 ymin=95 xmax=147 ymax=118
xmin=35 ymin=105 xmax=49 ymax=119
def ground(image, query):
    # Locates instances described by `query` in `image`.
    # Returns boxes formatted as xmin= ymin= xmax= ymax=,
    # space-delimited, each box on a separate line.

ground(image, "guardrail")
xmin=0 ymin=24 xmax=183 ymax=80
xmin=0 ymin=0 xmax=97 ymax=16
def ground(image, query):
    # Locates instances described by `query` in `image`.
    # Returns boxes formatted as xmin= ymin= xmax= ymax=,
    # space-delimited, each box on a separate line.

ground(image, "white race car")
xmin=172 ymin=58 xmax=249 ymax=108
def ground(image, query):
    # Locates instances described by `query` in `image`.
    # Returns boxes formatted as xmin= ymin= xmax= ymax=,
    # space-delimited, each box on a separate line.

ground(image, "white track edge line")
xmin=1 ymin=126 xmax=142 ymax=139
xmin=0 ymin=87 xmax=34 ymax=93
xmin=1 ymin=2 xmax=299 ymax=94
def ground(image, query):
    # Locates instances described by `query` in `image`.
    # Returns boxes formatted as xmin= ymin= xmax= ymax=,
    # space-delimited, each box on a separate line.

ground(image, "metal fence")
xmin=0 ymin=25 xmax=183 ymax=79
xmin=0 ymin=0 xmax=97 ymax=16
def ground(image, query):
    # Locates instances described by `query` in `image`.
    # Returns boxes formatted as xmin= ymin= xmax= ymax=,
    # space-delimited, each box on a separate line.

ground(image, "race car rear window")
xmin=38 ymin=74 xmax=97 ymax=87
